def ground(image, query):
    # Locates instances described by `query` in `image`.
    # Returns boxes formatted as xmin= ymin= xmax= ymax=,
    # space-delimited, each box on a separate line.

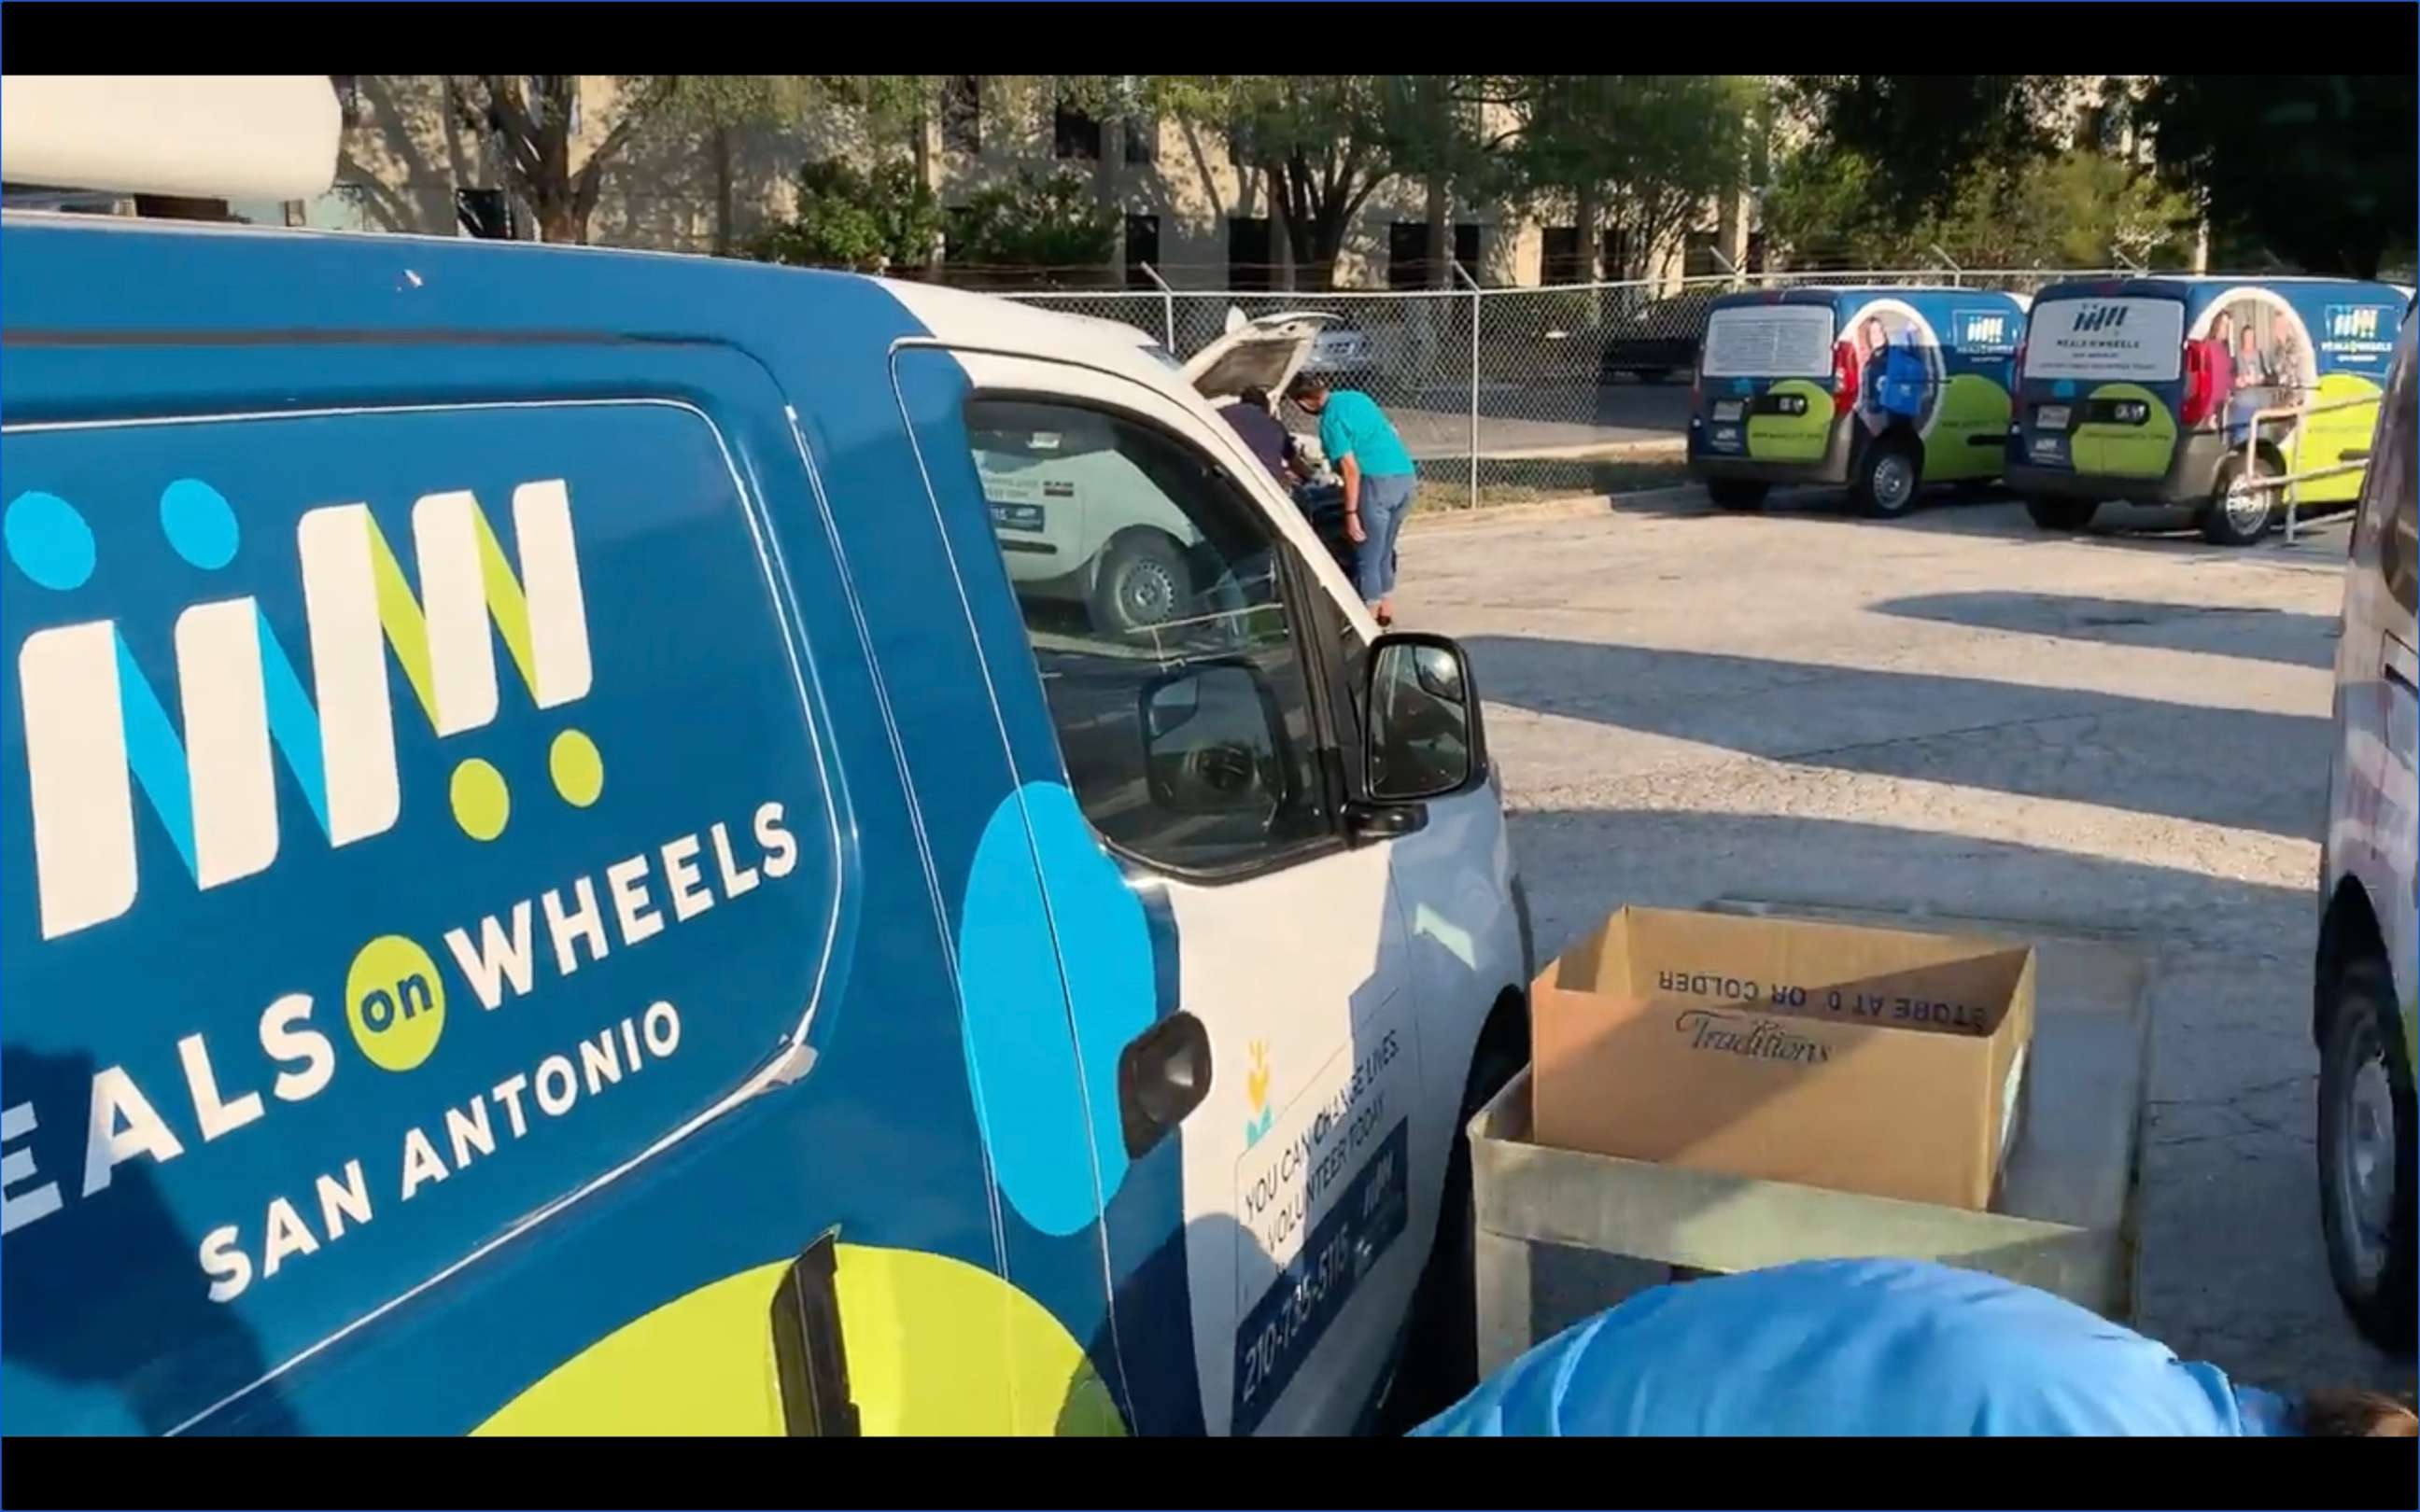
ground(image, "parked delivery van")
xmin=2007 ymin=275 xmax=2413 ymax=545
xmin=2313 ymin=306 xmax=2416 ymax=1353
xmin=1686 ymin=285 xmax=2032 ymax=518
xmin=0 ymin=79 xmax=1534 ymax=1436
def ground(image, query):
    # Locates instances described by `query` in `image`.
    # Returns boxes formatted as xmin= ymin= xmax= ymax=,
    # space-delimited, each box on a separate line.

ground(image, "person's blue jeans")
xmin=1354 ymin=472 xmax=1416 ymax=603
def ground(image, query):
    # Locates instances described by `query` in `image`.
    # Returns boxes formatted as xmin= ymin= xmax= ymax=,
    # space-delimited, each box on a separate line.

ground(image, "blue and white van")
xmin=2007 ymin=275 xmax=2413 ymax=545
xmin=1685 ymin=285 xmax=2032 ymax=518
xmin=0 ymin=79 xmax=1532 ymax=1436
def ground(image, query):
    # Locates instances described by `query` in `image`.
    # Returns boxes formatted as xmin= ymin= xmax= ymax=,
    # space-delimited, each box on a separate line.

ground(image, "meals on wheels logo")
xmin=7 ymin=475 xmax=600 ymax=943
xmin=2071 ymin=304 xmax=2131 ymax=333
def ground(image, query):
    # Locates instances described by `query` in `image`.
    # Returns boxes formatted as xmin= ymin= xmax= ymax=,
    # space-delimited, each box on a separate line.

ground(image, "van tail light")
xmin=2180 ymin=339 xmax=2221 ymax=428
xmin=1831 ymin=339 xmax=1859 ymax=416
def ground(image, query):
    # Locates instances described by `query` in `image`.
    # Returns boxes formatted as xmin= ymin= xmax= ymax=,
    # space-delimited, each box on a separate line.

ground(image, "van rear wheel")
xmin=2023 ymin=496 xmax=2100 ymax=532
xmin=2201 ymin=454 xmax=2278 ymax=546
xmin=1089 ymin=530 xmax=1192 ymax=637
xmin=1850 ymin=438 xmax=1922 ymax=519
xmin=1706 ymin=479 xmax=1768 ymax=512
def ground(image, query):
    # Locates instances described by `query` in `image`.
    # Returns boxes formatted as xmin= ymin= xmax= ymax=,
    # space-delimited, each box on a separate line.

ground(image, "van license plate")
xmin=2034 ymin=404 xmax=2071 ymax=430
xmin=1712 ymin=399 xmax=1744 ymax=422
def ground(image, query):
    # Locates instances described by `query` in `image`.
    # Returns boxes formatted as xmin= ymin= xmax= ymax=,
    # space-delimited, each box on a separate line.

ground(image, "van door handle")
xmin=1117 ymin=1012 xmax=1214 ymax=1159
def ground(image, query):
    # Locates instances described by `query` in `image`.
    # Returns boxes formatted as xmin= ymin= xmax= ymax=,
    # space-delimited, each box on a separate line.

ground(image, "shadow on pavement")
xmin=1873 ymin=591 xmax=2340 ymax=671
xmin=1463 ymin=634 xmax=2329 ymax=841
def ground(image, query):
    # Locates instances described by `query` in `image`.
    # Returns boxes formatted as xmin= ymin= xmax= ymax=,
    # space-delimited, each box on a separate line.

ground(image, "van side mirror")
xmin=1365 ymin=632 xmax=1486 ymax=803
xmin=1140 ymin=660 xmax=1290 ymax=818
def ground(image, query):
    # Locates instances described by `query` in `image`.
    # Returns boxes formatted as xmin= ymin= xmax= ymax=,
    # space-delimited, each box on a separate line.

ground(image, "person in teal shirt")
xmin=1413 ymin=1258 xmax=2415 ymax=1436
xmin=1287 ymin=373 xmax=1416 ymax=625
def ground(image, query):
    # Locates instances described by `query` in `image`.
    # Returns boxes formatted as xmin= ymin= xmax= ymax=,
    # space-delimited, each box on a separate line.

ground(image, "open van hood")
xmin=1182 ymin=308 xmax=1332 ymax=401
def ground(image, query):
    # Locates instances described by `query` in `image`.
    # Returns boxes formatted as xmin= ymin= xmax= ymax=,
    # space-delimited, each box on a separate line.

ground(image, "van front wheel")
xmin=2317 ymin=958 xmax=2414 ymax=1354
xmin=1850 ymin=438 xmax=1923 ymax=519
xmin=2023 ymin=496 xmax=2100 ymax=532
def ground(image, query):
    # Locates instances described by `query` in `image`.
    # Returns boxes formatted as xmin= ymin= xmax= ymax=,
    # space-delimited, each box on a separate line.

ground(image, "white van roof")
xmin=0 ymin=76 xmax=340 ymax=201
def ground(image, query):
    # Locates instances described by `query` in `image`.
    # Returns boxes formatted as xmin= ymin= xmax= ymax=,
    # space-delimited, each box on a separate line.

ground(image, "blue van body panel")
xmin=1686 ymin=285 xmax=2027 ymax=492
xmin=2006 ymin=275 xmax=2413 ymax=507
xmin=0 ymin=221 xmax=1185 ymax=1434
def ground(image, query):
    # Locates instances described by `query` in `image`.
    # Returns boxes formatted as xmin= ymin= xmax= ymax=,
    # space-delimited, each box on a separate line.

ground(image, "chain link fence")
xmin=1003 ymin=269 xmax=2136 ymax=505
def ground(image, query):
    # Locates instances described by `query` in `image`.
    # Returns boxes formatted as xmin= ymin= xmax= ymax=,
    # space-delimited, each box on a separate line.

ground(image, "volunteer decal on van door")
xmin=1231 ymin=1028 xmax=1408 ymax=1433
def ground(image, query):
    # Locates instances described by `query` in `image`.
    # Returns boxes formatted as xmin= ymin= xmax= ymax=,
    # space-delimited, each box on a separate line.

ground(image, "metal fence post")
xmin=1140 ymin=261 xmax=1176 ymax=352
xmin=1455 ymin=260 xmax=1482 ymax=509
xmin=1929 ymin=245 xmax=1963 ymax=288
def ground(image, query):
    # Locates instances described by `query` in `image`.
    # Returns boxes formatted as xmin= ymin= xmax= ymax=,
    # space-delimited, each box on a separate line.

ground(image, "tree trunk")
xmin=1268 ymin=167 xmax=1297 ymax=292
xmin=1426 ymin=76 xmax=1453 ymax=289
xmin=1426 ymin=172 xmax=1451 ymax=289
xmin=711 ymin=123 xmax=736 ymax=257
xmin=1576 ymin=180 xmax=1601 ymax=279
xmin=1099 ymin=115 xmax=1123 ymax=286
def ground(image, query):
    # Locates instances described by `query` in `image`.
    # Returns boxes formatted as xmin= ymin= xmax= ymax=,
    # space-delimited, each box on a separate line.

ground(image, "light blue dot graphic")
xmin=4 ymin=491 xmax=96 ymax=591
xmin=957 ymin=781 xmax=1158 ymax=1237
xmin=160 ymin=478 xmax=239 ymax=570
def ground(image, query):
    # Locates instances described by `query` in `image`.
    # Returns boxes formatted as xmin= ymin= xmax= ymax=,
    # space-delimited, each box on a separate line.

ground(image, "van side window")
xmin=964 ymin=397 xmax=1331 ymax=873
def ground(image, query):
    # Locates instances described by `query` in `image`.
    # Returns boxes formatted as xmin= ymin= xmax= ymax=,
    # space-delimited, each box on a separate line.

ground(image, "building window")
xmin=1123 ymin=113 xmax=1157 ymax=165
xmin=941 ymin=76 xmax=980 ymax=156
xmin=456 ymin=187 xmax=515 ymax=241
xmin=1228 ymin=217 xmax=1273 ymax=293
xmin=1054 ymin=104 xmax=1101 ymax=161
xmin=1682 ymin=230 xmax=1721 ymax=279
xmin=1541 ymin=226 xmax=1586 ymax=285
xmin=1388 ymin=223 xmax=1480 ymax=288
xmin=1601 ymin=225 xmax=1633 ymax=282
xmin=1123 ymin=214 xmax=1161 ymax=286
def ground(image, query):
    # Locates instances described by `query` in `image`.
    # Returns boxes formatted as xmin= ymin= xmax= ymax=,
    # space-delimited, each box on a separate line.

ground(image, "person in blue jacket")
xmin=1412 ymin=1258 xmax=2415 ymax=1437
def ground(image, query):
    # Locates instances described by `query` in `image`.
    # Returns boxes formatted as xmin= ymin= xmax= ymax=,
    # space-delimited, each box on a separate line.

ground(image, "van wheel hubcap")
xmin=1119 ymin=560 xmax=1177 ymax=624
xmin=1872 ymin=454 xmax=1914 ymax=511
xmin=2336 ymin=1048 xmax=2398 ymax=1282
xmin=2224 ymin=475 xmax=2271 ymax=534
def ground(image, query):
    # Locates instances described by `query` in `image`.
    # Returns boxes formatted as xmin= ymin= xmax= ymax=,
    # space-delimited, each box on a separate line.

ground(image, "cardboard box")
xmin=1531 ymin=906 xmax=2035 ymax=1210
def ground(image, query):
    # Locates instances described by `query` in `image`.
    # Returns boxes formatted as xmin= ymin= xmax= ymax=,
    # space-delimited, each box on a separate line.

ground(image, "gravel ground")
xmin=1399 ymin=483 xmax=2409 ymax=1397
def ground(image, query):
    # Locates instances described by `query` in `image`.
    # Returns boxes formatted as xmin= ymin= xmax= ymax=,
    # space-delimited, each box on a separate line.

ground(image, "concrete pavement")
xmin=1400 ymin=483 xmax=2401 ymax=1396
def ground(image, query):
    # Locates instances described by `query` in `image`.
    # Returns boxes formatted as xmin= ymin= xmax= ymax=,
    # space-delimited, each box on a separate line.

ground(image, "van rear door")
xmin=2017 ymin=293 xmax=2191 ymax=480
xmin=1694 ymin=302 xmax=1838 ymax=465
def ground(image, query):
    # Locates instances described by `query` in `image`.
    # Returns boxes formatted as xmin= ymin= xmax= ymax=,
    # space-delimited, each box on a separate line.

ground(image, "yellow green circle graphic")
xmin=345 ymin=934 xmax=447 ymax=1072
xmin=450 ymin=758 xmax=510 ymax=840
xmin=550 ymin=729 xmax=605 ymax=807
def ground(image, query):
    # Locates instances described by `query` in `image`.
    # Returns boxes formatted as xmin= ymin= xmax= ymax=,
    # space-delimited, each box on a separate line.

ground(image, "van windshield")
xmin=2025 ymin=297 xmax=2186 ymax=383
xmin=1702 ymin=306 xmax=1836 ymax=379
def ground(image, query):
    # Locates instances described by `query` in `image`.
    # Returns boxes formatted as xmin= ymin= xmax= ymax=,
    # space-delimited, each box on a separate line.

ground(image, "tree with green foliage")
xmin=1503 ymin=75 xmax=1759 ymax=280
xmin=446 ymin=76 xmax=679 ymax=245
xmin=2139 ymin=75 xmax=2415 ymax=279
xmin=743 ymin=158 xmax=944 ymax=273
xmin=1785 ymin=75 xmax=2068 ymax=224
xmin=948 ymin=167 xmax=1119 ymax=273
xmin=1765 ymin=142 xmax=2196 ymax=272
